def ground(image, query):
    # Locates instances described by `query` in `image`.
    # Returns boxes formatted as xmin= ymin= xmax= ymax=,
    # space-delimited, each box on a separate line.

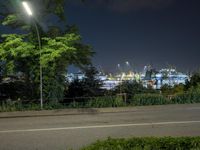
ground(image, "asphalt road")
xmin=0 ymin=104 xmax=200 ymax=150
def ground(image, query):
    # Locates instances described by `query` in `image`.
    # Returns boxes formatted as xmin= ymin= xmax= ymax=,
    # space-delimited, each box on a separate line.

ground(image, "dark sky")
xmin=65 ymin=0 xmax=200 ymax=73
xmin=0 ymin=0 xmax=200 ymax=73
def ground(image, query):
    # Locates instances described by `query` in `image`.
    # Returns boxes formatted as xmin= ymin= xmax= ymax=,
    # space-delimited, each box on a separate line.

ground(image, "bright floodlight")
xmin=126 ymin=61 xmax=129 ymax=65
xmin=22 ymin=1 xmax=33 ymax=16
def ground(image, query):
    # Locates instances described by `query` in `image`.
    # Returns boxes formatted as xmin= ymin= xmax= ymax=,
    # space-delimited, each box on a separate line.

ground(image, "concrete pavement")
xmin=0 ymin=103 xmax=199 ymax=118
xmin=0 ymin=104 xmax=200 ymax=150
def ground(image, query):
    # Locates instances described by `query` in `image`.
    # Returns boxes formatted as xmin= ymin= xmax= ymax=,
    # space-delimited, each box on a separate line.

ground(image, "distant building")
xmin=66 ymin=67 xmax=189 ymax=90
xmin=142 ymin=68 xmax=189 ymax=89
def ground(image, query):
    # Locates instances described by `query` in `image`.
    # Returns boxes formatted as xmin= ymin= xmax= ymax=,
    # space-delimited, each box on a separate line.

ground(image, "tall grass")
xmin=1 ymin=91 xmax=200 ymax=112
xmin=130 ymin=94 xmax=169 ymax=106
xmin=0 ymin=96 xmax=124 ymax=112
xmin=171 ymin=91 xmax=200 ymax=104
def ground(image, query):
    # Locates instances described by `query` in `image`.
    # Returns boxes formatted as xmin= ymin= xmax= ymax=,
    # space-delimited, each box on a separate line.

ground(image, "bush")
xmin=0 ymin=79 xmax=28 ymax=101
xmin=113 ymin=81 xmax=158 ymax=100
xmin=85 ymin=96 xmax=124 ymax=108
xmin=82 ymin=137 xmax=200 ymax=150
xmin=161 ymin=84 xmax=185 ymax=96
xmin=0 ymin=96 xmax=125 ymax=111
xmin=0 ymin=101 xmax=41 ymax=112
xmin=171 ymin=91 xmax=200 ymax=104
xmin=130 ymin=94 xmax=169 ymax=106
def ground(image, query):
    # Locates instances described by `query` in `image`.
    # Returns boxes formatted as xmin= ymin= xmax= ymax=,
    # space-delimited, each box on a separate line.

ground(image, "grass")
xmin=1 ymin=91 xmax=200 ymax=112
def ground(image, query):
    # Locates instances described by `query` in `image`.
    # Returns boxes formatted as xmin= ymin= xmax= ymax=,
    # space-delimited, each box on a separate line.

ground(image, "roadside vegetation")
xmin=1 ymin=1 xmax=200 ymax=112
xmin=81 ymin=137 xmax=200 ymax=150
xmin=1 ymin=72 xmax=200 ymax=112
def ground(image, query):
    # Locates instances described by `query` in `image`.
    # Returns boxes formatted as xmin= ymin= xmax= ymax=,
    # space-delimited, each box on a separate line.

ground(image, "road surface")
xmin=0 ymin=104 xmax=200 ymax=150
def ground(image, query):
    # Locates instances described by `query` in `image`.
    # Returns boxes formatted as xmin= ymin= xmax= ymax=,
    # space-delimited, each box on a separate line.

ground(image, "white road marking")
xmin=0 ymin=120 xmax=200 ymax=133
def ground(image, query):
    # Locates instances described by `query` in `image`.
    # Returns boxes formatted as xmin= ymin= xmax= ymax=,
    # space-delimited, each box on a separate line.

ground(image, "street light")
xmin=22 ymin=2 xmax=32 ymax=16
xmin=22 ymin=1 xmax=43 ymax=109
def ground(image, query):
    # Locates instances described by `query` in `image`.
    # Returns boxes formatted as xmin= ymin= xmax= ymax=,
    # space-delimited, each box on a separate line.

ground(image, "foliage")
xmin=82 ymin=137 xmax=200 ymax=150
xmin=0 ymin=0 xmax=84 ymax=34
xmin=189 ymin=72 xmax=200 ymax=86
xmin=161 ymin=84 xmax=185 ymax=96
xmin=114 ymin=81 xmax=158 ymax=100
xmin=81 ymin=66 xmax=104 ymax=96
xmin=0 ymin=0 xmax=93 ymax=102
xmin=173 ymin=84 xmax=185 ymax=94
xmin=188 ymin=83 xmax=200 ymax=93
xmin=65 ymin=66 xmax=103 ymax=99
xmin=1 ymin=0 xmax=66 ymax=29
xmin=41 ymin=33 xmax=93 ymax=101
xmin=115 ymin=81 xmax=144 ymax=95
xmin=171 ymin=91 xmax=200 ymax=104
xmin=0 ymin=34 xmax=38 ymax=99
xmin=0 ymin=100 xmax=66 ymax=112
xmin=65 ymin=79 xmax=85 ymax=98
xmin=185 ymin=72 xmax=200 ymax=90
xmin=1 ymin=90 xmax=200 ymax=112
xmin=130 ymin=94 xmax=169 ymax=106
xmin=65 ymin=96 xmax=124 ymax=108
xmin=0 ymin=95 xmax=124 ymax=112
xmin=0 ymin=32 xmax=93 ymax=101
xmin=85 ymin=96 xmax=124 ymax=108
xmin=130 ymin=90 xmax=200 ymax=106
xmin=0 ymin=76 xmax=27 ymax=100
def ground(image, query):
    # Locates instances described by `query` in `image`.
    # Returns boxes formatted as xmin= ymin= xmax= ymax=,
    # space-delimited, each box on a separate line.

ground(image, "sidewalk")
xmin=0 ymin=104 xmax=198 ymax=118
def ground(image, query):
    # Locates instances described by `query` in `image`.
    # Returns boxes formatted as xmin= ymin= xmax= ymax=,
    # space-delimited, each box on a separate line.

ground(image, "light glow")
xmin=22 ymin=1 xmax=33 ymax=16
xmin=126 ymin=61 xmax=129 ymax=65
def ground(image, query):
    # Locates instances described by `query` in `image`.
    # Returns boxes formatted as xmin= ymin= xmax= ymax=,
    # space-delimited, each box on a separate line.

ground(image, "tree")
xmin=82 ymin=66 xmax=103 ymax=96
xmin=0 ymin=32 xmax=93 ymax=101
xmin=0 ymin=76 xmax=27 ymax=101
xmin=114 ymin=81 xmax=155 ymax=100
xmin=184 ymin=72 xmax=200 ymax=93
xmin=160 ymin=84 xmax=173 ymax=96
xmin=65 ymin=79 xmax=85 ymax=99
xmin=65 ymin=66 xmax=103 ymax=99
xmin=186 ymin=72 xmax=200 ymax=89
xmin=1 ymin=0 xmax=66 ymax=28
xmin=0 ymin=0 xmax=93 ymax=101
xmin=0 ymin=34 xmax=37 ymax=99
xmin=41 ymin=33 xmax=93 ymax=101
xmin=173 ymin=84 xmax=185 ymax=94
xmin=0 ymin=0 xmax=85 ymax=32
xmin=161 ymin=84 xmax=185 ymax=96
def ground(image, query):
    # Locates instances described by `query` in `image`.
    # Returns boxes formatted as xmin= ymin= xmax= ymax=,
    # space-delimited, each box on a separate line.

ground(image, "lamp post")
xmin=22 ymin=1 xmax=43 ymax=109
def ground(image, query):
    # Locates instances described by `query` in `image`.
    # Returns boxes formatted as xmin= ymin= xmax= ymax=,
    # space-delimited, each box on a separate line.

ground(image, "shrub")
xmin=82 ymin=137 xmax=200 ymax=150
xmin=171 ymin=91 xmax=200 ymax=104
xmin=161 ymin=84 xmax=185 ymax=96
xmin=0 ymin=101 xmax=41 ymax=112
xmin=130 ymin=94 xmax=169 ymax=106
xmin=113 ymin=81 xmax=154 ymax=100
xmin=84 ymin=96 xmax=124 ymax=108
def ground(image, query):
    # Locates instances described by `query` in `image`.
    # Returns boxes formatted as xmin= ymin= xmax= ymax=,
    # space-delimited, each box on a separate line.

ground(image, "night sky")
xmin=1 ymin=0 xmax=200 ymax=73
xmin=66 ymin=0 xmax=200 ymax=73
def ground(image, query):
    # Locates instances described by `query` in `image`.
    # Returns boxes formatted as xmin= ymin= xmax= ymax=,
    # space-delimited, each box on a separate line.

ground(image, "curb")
xmin=0 ymin=104 xmax=198 ymax=119
xmin=0 ymin=108 xmax=101 ymax=118
xmin=0 ymin=107 xmax=145 ymax=118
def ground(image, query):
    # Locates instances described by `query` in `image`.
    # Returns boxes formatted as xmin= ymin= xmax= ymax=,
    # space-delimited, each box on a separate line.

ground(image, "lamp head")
xmin=22 ymin=1 xmax=33 ymax=16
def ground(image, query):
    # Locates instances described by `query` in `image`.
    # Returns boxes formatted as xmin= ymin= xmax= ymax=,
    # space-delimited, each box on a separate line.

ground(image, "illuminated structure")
xmin=142 ymin=68 xmax=189 ymax=89
xmin=66 ymin=65 xmax=189 ymax=90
